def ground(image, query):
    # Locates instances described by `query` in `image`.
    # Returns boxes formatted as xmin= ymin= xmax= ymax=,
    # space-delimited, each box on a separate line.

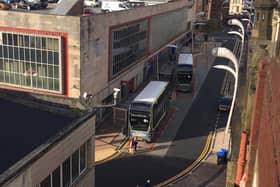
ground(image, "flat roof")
xmin=0 ymin=97 xmax=76 ymax=178
xmin=133 ymin=81 xmax=168 ymax=104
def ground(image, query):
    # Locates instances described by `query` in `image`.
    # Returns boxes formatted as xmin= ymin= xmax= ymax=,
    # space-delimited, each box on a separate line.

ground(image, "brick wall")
xmin=242 ymin=58 xmax=280 ymax=187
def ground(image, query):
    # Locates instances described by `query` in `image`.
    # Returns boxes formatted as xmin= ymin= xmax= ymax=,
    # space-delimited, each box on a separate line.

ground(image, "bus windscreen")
xmin=177 ymin=71 xmax=192 ymax=84
xmin=129 ymin=103 xmax=151 ymax=131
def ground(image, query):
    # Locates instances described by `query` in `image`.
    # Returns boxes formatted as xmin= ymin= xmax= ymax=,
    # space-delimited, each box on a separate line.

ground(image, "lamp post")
xmin=227 ymin=19 xmax=245 ymax=40
xmin=212 ymin=47 xmax=239 ymax=134
xmin=227 ymin=31 xmax=244 ymax=65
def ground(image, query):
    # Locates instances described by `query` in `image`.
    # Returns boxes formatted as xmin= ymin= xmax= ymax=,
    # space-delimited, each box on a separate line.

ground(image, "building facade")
xmin=0 ymin=0 xmax=193 ymax=186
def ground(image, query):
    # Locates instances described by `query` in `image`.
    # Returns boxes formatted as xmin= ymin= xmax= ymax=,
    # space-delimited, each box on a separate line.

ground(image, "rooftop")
xmin=0 ymin=95 xmax=77 ymax=183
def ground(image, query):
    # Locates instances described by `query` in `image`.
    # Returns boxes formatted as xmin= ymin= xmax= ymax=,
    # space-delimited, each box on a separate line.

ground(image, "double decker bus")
xmin=128 ymin=81 xmax=171 ymax=143
xmin=176 ymin=53 xmax=193 ymax=92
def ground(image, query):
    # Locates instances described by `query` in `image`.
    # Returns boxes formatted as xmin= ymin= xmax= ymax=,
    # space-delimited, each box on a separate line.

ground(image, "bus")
xmin=128 ymin=81 xmax=171 ymax=143
xmin=175 ymin=52 xmax=193 ymax=92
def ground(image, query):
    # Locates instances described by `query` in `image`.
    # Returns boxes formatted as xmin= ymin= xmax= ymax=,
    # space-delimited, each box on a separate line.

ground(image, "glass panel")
xmin=13 ymin=34 xmax=18 ymax=46
xmin=80 ymin=144 xmax=86 ymax=172
xmin=24 ymin=35 xmax=29 ymax=47
xmin=54 ymin=52 xmax=59 ymax=65
xmin=0 ymin=71 xmax=3 ymax=82
xmin=52 ymin=166 xmax=61 ymax=187
xmin=3 ymin=46 xmax=8 ymax=58
xmin=36 ymin=37 xmax=41 ymax=49
xmin=40 ymin=175 xmax=51 ymax=187
xmin=47 ymin=38 xmax=53 ymax=50
xmin=42 ymin=37 xmax=46 ymax=49
xmin=25 ymin=48 xmax=30 ymax=61
xmin=54 ymin=66 xmax=59 ymax=78
xmin=18 ymin=35 xmax=24 ymax=47
xmin=62 ymin=158 xmax=70 ymax=187
xmin=2 ymin=33 xmax=7 ymax=44
xmin=14 ymin=47 xmax=19 ymax=60
xmin=0 ymin=58 xmax=3 ymax=70
xmin=37 ymin=50 xmax=42 ymax=63
xmin=15 ymin=73 xmax=20 ymax=84
xmin=19 ymin=48 xmax=24 ymax=60
xmin=53 ymin=38 xmax=59 ymax=51
xmin=30 ymin=36 xmax=35 ymax=48
xmin=47 ymin=51 xmax=53 ymax=64
xmin=0 ymin=46 xmax=2 ymax=57
xmin=7 ymin=33 xmax=13 ymax=45
xmin=8 ymin=46 xmax=13 ymax=59
xmin=42 ymin=50 xmax=47 ymax=63
xmin=54 ymin=79 xmax=59 ymax=91
xmin=71 ymin=150 xmax=79 ymax=182
xmin=48 ymin=78 xmax=53 ymax=90
xmin=31 ymin=49 xmax=36 ymax=62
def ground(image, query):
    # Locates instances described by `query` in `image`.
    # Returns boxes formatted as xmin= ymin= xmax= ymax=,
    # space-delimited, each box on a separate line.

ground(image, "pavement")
xmin=94 ymin=39 xmax=231 ymax=186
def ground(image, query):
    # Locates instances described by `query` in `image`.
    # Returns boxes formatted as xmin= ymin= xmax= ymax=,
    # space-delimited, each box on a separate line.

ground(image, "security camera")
xmin=83 ymin=92 xmax=93 ymax=100
xmin=113 ymin=88 xmax=120 ymax=92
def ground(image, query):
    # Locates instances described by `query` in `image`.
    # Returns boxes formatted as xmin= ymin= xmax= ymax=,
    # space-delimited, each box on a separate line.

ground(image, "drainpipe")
xmin=235 ymin=131 xmax=248 ymax=186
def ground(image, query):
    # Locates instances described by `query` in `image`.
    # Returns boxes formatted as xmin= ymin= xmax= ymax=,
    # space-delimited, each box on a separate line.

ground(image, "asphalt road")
xmin=96 ymin=37 xmax=235 ymax=187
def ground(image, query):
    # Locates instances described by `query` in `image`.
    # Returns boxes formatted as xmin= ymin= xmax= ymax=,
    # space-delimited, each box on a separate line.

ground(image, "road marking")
xmin=155 ymin=132 xmax=213 ymax=187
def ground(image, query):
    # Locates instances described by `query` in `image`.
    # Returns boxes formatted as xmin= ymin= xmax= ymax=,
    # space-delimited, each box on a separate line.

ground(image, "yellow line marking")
xmin=95 ymin=140 xmax=130 ymax=166
xmin=155 ymin=132 xmax=213 ymax=187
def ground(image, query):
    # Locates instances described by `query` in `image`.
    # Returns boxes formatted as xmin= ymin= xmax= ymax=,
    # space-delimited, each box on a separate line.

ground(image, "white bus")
xmin=128 ymin=81 xmax=171 ymax=143
xmin=176 ymin=52 xmax=193 ymax=92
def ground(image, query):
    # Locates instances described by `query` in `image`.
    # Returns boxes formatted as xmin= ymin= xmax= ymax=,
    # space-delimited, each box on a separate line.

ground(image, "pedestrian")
xmin=144 ymin=179 xmax=152 ymax=187
xmin=132 ymin=137 xmax=138 ymax=152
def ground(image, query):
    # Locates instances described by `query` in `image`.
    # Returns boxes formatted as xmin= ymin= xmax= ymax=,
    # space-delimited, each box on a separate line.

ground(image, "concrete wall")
xmin=80 ymin=0 xmax=191 ymax=104
xmin=3 ymin=116 xmax=95 ymax=187
xmin=0 ymin=11 xmax=81 ymax=98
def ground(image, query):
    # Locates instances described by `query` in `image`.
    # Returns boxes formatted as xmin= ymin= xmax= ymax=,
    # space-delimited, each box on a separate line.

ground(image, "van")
xmin=101 ymin=1 xmax=128 ymax=12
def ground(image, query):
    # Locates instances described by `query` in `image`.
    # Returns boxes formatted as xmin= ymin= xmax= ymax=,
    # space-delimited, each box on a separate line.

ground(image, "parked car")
xmin=0 ymin=0 xmax=11 ymax=9
xmin=14 ymin=0 xmax=48 ymax=10
xmin=84 ymin=0 xmax=100 ymax=7
xmin=218 ymin=96 xmax=232 ymax=111
xmin=101 ymin=1 xmax=129 ymax=12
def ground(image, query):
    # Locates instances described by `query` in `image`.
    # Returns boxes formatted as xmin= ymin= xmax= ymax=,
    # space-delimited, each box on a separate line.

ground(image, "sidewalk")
xmin=172 ymin=128 xmax=230 ymax=187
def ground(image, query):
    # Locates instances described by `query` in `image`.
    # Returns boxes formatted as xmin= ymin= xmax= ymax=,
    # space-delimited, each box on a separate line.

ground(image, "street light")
xmin=227 ymin=19 xmax=245 ymax=41
xmin=227 ymin=31 xmax=244 ymax=65
xmin=212 ymin=47 xmax=239 ymax=134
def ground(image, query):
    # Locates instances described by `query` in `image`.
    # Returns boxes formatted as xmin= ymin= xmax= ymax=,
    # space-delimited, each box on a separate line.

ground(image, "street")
xmin=95 ymin=36 xmax=236 ymax=187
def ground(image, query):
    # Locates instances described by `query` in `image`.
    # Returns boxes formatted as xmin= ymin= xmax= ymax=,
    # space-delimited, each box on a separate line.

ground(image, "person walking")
xmin=144 ymin=179 xmax=152 ymax=187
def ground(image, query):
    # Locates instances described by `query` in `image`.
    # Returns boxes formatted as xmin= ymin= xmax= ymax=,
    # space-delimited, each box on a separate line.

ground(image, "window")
xmin=52 ymin=166 xmax=61 ymax=187
xmin=0 ymin=32 xmax=63 ymax=93
xmin=80 ymin=144 xmax=86 ymax=172
xmin=40 ymin=175 xmax=51 ymax=187
xmin=71 ymin=150 xmax=79 ymax=182
xmin=110 ymin=20 xmax=147 ymax=77
xmin=62 ymin=158 xmax=70 ymax=187
xmin=38 ymin=142 xmax=88 ymax=187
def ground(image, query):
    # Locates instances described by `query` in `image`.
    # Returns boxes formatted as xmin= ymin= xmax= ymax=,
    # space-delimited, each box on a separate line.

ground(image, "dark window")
xmin=7 ymin=33 xmax=13 ymax=45
xmin=40 ymin=175 xmax=51 ymax=187
xmin=30 ymin=36 xmax=36 ymax=48
xmin=3 ymin=46 xmax=8 ymax=58
xmin=2 ymin=33 xmax=7 ymax=44
xmin=80 ymin=144 xmax=86 ymax=172
xmin=8 ymin=46 xmax=13 ymax=58
xmin=14 ymin=47 xmax=19 ymax=59
xmin=48 ymin=51 xmax=53 ymax=64
xmin=71 ymin=150 xmax=79 ymax=182
xmin=52 ymin=166 xmax=61 ymax=187
xmin=62 ymin=158 xmax=70 ymax=187
xmin=24 ymin=35 xmax=29 ymax=47
xmin=25 ymin=48 xmax=30 ymax=61
xmin=42 ymin=38 xmax=47 ymax=49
